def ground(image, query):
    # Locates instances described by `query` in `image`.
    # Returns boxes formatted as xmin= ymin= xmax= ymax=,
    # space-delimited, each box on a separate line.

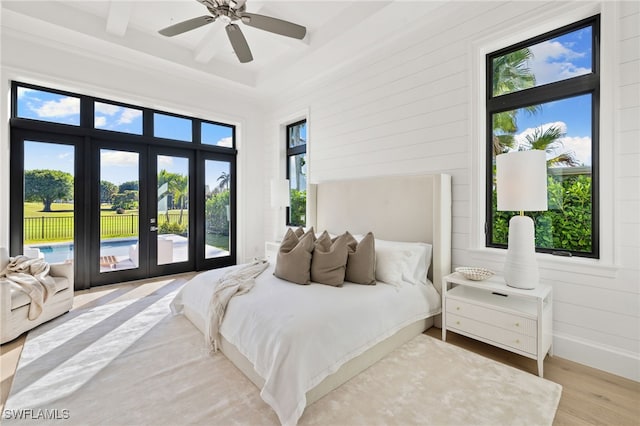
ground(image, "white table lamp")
xmin=496 ymin=150 xmax=548 ymax=289
xmin=270 ymin=179 xmax=290 ymax=241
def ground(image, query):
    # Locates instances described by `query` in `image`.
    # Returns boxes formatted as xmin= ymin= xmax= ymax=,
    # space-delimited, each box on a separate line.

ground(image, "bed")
xmin=172 ymin=174 xmax=451 ymax=425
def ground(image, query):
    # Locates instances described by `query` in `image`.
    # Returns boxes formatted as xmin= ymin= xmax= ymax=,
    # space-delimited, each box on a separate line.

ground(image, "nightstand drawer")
xmin=447 ymin=297 xmax=536 ymax=337
xmin=446 ymin=313 xmax=537 ymax=355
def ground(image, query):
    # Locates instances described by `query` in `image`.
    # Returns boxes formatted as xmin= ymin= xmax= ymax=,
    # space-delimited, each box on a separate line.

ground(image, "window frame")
xmin=285 ymin=119 xmax=307 ymax=227
xmin=9 ymin=80 xmax=238 ymax=286
xmin=484 ymin=14 xmax=600 ymax=259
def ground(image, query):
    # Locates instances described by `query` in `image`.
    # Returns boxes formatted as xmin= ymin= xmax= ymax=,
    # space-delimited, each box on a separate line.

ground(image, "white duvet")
xmin=171 ymin=263 xmax=441 ymax=426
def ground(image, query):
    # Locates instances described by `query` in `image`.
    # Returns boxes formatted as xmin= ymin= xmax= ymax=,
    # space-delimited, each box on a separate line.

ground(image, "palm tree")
xmin=491 ymin=48 xmax=539 ymax=155
xmin=173 ymin=175 xmax=189 ymax=225
xmin=158 ymin=170 xmax=188 ymax=224
xmin=523 ymin=125 xmax=580 ymax=167
xmin=217 ymin=172 xmax=230 ymax=192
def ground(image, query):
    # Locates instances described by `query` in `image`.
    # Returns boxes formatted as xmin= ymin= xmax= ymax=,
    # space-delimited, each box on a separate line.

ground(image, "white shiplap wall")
xmin=263 ymin=1 xmax=640 ymax=381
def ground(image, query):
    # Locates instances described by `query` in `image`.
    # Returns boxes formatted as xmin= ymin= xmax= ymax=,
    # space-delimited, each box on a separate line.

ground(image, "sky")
xmin=19 ymin=87 xmax=233 ymax=187
xmin=507 ymin=26 xmax=593 ymax=166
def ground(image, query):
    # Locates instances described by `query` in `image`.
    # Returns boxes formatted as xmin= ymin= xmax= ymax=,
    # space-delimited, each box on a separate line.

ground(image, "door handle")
xmin=150 ymin=226 xmax=158 ymax=232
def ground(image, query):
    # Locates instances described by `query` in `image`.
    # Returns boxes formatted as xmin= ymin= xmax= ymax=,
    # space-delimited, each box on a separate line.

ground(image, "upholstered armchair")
xmin=0 ymin=248 xmax=74 ymax=344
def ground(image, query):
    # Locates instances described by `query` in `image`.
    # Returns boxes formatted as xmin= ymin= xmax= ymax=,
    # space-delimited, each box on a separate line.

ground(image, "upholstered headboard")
xmin=308 ymin=174 xmax=452 ymax=294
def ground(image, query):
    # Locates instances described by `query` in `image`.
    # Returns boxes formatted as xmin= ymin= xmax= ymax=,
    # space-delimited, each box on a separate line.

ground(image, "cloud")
xmin=513 ymin=121 xmax=591 ymax=166
xmin=529 ymin=40 xmax=590 ymax=86
xmin=101 ymin=150 xmax=139 ymax=166
xmin=17 ymin=87 xmax=36 ymax=99
xmin=118 ymin=108 xmax=142 ymax=125
xmin=559 ymin=136 xmax=592 ymax=166
xmin=158 ymin=155 xmax=174 ymax=167
xmin=95 ymin=103 xmax=121 ymax=116
xmin=95 ymin=116 xmax=107 ymax=127
xmin=32 ymin=97 xmax=80 ymax=118
xmin=216 ymin=136 xmax=233 ymax=148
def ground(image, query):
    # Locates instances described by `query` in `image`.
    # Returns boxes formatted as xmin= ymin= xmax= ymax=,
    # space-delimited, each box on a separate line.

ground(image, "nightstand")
xmin=265 ymin=241 xmax=280 ymax=263
xmin=442 ymin=272 xmax=553 ymax=377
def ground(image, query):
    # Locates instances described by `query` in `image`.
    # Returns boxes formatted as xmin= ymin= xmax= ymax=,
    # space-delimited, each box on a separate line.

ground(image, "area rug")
xmin=5 ymin=279 xmax=562 ymax=425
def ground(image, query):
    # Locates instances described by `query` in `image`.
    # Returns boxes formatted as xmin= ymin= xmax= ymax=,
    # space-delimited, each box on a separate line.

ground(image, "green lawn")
xmin=23 ymin=203 xmax=194 ymax=244
xmin=24 ymin=202 xmax=137 ymax=217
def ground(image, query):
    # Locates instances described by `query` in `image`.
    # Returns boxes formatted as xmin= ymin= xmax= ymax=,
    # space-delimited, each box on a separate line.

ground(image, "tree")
xmin=24 ymin=169 xmax=73 ymax=212
xmin=492 ymin=48 xmax=578 ymax=165
xmin=158 ymin=169 xmax=189 ymax=224
xmin=216 ymin=172 xmax=230 ymax=192
xmin=523 ymin=125 xmax=580 ymax=167
xmin=491 ymin=48 xmax=539 ymax=155
xmin=119 ymin=181 xmax=139 ymax=192
xmin=100 ymin=180 xmax=118 ymax=204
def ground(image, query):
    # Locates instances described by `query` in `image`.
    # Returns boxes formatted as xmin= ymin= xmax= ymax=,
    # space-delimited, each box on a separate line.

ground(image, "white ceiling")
xmin=1 ymin=0 xmax=451 ymax=96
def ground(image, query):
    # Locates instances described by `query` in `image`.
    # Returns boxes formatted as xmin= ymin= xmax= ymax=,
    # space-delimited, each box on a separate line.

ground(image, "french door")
xmin=90 ymin=144 xmax=196 ymax=285
xmin=12 ymin=131 xmax=235 ymax=289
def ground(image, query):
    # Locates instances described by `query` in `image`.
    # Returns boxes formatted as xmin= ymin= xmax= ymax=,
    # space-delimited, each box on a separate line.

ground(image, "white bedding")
xmin=171 ymin=263 xmax=441 ymax=426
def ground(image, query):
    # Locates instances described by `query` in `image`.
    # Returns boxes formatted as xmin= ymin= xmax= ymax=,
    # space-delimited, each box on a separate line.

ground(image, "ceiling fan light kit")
xmin=159 ymin=0 xmax=307 ymax=63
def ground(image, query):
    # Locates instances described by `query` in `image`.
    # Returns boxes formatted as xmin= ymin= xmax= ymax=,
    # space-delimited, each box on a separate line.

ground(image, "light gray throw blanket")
xmin=1 ymin=255 xmax=57 ymax=320
xmin=207 ymin=259 xmax=269 ymax=353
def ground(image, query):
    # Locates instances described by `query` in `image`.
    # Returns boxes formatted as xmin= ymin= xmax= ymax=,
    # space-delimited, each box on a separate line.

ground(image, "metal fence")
xmin=24 ymin=213 xmax=187 ymax=242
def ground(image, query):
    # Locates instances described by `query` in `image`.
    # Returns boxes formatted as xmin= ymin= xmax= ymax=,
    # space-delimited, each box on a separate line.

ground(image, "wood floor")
xmin=2 ymin=277 xmax=638 ymax=425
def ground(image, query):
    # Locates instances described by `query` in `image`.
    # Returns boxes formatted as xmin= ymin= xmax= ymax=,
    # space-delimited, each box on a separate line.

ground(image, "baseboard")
xmin=553 ymin=332 xmax=639 ymax=382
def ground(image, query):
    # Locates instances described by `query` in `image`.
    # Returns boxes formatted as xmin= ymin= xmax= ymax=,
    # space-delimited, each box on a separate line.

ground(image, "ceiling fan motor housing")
xmin=198 ymin=0 xmax=246 ymax=21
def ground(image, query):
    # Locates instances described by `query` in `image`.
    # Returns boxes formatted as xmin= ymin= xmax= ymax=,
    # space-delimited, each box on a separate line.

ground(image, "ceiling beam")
xmin=194 ymin=25 xmax=225 ymax=63
xmin=106 ymin=1 xmax=132 ymax=37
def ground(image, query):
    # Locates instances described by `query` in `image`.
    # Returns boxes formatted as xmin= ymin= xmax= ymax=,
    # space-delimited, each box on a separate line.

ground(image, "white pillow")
xmin=374 ymin=244 xmax=405 ymax=286
xmin=375 ymin=239 xmax=432 ymax=285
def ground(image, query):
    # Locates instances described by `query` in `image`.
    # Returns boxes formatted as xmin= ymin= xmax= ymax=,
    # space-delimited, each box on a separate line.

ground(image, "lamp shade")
xmin=496 ymin=150 xmax=548 ymax=212
xmin=270 ymin=179 xmax=291 ymax=208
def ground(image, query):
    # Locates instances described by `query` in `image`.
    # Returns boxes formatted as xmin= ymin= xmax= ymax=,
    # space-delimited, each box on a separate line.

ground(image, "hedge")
xmin=492 ymin=174 xmax=592 ymax=253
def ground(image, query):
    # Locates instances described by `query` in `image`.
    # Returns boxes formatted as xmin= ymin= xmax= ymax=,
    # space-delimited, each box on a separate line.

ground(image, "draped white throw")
xmin=0 ymin=255 xmax=57 ymax=320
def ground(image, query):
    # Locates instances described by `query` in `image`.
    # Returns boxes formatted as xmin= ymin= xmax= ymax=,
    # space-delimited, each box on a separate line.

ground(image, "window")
xmin=10 ymin=81 xmax=237 ymax=288
xmin=153 ymin=112 xmax=192 ymax=142
xmin=486 ymin=15 xmax=599 ymax=258
xmin=16 ymin=86 xmax=80 ymax=126
xmin=286 ymin=120 xmax=307 ymax=227
xmin=94 ymin=101 xmax=142 ymax=135
xmin=202 ymin=122 xmax=234 ymax=148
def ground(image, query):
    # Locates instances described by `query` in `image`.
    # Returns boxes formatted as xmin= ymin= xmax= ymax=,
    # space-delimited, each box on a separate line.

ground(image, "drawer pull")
xmin=456 ymin=321 xmax=460 ymax=325
xmin=456 ymin=306 xmax=460 ymax=311
xmin=516 ymin=339 xmax=520 ymax=344
xmin=515 ymin=322 xmax=520 ymax=327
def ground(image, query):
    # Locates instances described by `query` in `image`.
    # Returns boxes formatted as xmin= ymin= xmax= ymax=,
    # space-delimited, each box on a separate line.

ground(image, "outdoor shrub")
xmin=290 ymin=189 xmax=306 ymax=226
xmin=205 ymin=190 xmax=230 ymax=235
xmin=159 ymin=221 xmax=186 ymax=235
xmin=112 ymin=190 xmax=139 ymax=211
xmin=492 ymin=174 xmax=592 ymax=253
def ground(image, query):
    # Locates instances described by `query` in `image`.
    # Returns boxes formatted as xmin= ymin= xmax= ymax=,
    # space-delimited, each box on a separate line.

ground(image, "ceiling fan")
xmin=158 ymin=0 xmax=307 ymax=63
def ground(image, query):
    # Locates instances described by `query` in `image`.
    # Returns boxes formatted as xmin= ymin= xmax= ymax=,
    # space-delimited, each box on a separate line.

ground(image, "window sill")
xmin=466 ymin=248 xmax=618 ymax=279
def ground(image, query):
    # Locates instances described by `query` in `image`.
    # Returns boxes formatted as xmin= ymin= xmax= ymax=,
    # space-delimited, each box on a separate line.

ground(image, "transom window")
xmin=14 ymin=82 xmax=235 ymax=149
xmin=486 ymin=15 xmax=599 ymax=258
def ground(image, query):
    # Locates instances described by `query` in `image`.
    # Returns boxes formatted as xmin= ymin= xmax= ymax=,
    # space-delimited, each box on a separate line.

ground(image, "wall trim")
xmin=553 ymin=331 xmax=639 ymax=382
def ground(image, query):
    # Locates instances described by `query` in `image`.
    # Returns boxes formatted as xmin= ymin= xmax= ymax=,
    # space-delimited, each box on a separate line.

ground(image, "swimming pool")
xmin=29 ymin=239 xmax=138 ymax=264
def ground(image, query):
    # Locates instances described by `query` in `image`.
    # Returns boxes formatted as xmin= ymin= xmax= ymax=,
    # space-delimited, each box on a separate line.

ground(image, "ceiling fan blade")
xmin=225 ymin=24 xmax=253 ymax=63
xmin=159 ymin=15 xmax=215 ymax=37
xmin=240 ymin=13 xmax=306 ymax=40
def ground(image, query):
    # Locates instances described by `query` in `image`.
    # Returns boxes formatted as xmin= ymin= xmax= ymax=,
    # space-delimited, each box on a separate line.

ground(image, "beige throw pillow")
xmin=311 ymin=231 xmax=349 ymax=287
xmin=274 ymin=227 xmax=315 ymax=285
xmin=344 ymin=231 xmax=376 ymax=285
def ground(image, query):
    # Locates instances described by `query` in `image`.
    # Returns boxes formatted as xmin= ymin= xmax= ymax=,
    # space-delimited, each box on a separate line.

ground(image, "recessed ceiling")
xmin=1 ymin=1 xmax=450 ymax=96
